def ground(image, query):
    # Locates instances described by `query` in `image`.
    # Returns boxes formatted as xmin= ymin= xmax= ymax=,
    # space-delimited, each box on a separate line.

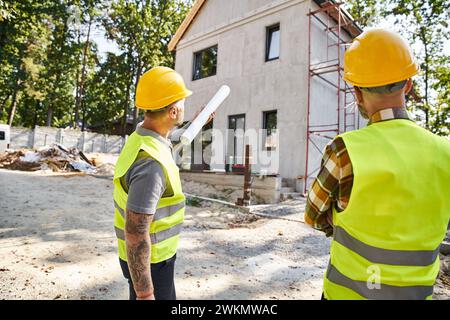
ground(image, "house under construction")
xmin=169 ymin=0 xmax=365 ymax=202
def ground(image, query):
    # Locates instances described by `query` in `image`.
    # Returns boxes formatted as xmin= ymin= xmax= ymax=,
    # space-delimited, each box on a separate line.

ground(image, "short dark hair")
xmin=144 ymin=100 xmax=180 ymax=119
xmin=358 ymin=80 xmax=407 ymax=94
xmin=144 ymin=105 xmax=172 ymax=117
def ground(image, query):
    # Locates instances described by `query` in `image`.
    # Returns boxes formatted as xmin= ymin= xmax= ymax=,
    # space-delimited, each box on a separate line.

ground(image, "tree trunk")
xmin=7 ymin=63 xmax=23 ymax=126
xmin=75 ymin=14 xmax=93 ymax=129
xmin=122 ymin=48 xmax=134 ymax=137
xmin=46 ymin=107 xmax=53 ymax=127
xmin=7 ymin=89 xmax=18 ymax=127
xmin=0 ymin=93 xmax=11 ymax=119
xmin=74 ymin=28 xmax=82 ymax=128
xmin=81 ymin=99 xmax=86 ymax=131
xmin=33 ymin=100 xmax=40 ymax=128
xmin=419 ymin=25 xmax=430 ymax=128
xmin=123 ymin=78 xmax=131 ymax=136
xmin=47 ymin=18 xmax=69 ymax=127
xmin=132 ymin=59 xmax=143 ymax=129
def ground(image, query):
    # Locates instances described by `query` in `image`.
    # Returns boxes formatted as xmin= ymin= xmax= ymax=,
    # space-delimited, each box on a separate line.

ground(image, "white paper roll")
xmin=180 ymin=85 xmax=230 ymax=145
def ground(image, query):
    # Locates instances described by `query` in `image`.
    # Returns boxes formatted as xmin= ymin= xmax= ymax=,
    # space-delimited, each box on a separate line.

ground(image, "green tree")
xmin=83 ymin=52 xmax=130 ymax=133
xmin=429 ymin=56 xmax=450 ymax=136
xmin=71 ymin=0 xmax=102 ymax=129
xmin=345 ymin=0 xmax=450 ymax=136
xmin=1 ymin=0 xmax=194 ymax=132
xmin=0 ymin=0 xmax=54 ymax=126
xmin=102 ymin=0 xmax=192 ymax=134
xmin=0 ymin=0 xmax=15 ymax=22
xmin=385 ymin=0 xmax=449 ymax=134
xmin=344 ymin=0 xmax=379 ymax=27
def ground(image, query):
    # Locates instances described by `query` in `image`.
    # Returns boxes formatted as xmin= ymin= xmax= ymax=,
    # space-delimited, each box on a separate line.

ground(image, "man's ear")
xmin=404 ymin=78 xmax=413 ymax=95
xmin=168 ymin=106 xmax=178 ymax=120
xmin=354 ymin=87 xmax=364 ymax=105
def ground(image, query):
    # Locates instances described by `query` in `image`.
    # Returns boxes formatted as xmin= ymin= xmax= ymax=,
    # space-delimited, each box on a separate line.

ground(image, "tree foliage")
xmin=0 ymin=0 xmax=192 ymax=134
xmin=1 ymin=0 xmax=448 ymax=137
xmin=344 ymin=0 xmax=379 ymax=27
xmin=345 ymin=0 xmax=450 ymax=136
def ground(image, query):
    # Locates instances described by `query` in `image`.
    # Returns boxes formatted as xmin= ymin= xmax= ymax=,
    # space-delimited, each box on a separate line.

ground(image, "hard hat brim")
xmin=344 ymin=62 xmax=420 ymax=88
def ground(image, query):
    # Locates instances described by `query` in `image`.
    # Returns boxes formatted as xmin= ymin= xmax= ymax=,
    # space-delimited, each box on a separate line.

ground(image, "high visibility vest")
xmin=113 ymin=132 xmax=185 ymax=264
xmin=323 ymin=119 xmax=450 ymax=300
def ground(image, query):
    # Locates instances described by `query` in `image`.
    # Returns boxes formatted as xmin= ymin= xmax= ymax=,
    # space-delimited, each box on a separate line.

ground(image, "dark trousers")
xmin=119 ymin=254 xmax=177 ymax=300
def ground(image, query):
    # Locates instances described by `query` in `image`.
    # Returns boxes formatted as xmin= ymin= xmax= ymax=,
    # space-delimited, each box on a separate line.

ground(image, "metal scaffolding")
xmin=304 ymin=1 xmax=362 ymax=193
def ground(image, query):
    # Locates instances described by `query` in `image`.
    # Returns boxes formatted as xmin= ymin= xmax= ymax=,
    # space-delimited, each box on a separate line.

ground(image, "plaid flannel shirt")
xmin=304 ymin=107 xmax=412 ymax=237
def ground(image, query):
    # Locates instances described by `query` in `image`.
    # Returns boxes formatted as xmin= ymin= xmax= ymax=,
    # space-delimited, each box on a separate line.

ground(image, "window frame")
xmin=265 ymin=23 xmax=280 ymax=62
xmin=192 ymin=45 xmax=218 ymax=81
xmin=262 ymin=110 xmax=278 ymax=151
xmin=227 ymin=113 xmax=246 ymax=171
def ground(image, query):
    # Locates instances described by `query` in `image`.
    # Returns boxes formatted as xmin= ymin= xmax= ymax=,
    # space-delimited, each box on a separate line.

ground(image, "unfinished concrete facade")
xmin=170 ymin=0 xmax=364 ymax=193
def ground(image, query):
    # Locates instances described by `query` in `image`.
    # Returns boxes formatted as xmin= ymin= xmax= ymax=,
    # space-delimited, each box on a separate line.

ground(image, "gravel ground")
xmin=0 ymin=168 xmax=448 ymax=300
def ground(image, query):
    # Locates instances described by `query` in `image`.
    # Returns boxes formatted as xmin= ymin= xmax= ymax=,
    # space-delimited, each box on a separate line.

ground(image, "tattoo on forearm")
xmin=125 ymin=210 xmax=154 ymax=296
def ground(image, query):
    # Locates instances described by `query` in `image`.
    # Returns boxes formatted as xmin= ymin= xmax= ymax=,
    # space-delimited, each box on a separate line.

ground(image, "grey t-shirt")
xmin=121 ymin=125 xmax=174 ymax=215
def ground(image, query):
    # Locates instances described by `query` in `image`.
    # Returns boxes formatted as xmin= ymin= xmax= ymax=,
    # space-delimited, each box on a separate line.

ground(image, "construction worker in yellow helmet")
xmin=113 ymin=66 xmax=213 ymax=300
xmin=304 ymin=28 xmax=450 ymax=300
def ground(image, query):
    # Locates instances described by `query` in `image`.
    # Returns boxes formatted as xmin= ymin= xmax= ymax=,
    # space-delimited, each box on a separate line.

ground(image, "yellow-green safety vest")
xmin=113 ymin=132 xmax=185 ymax=264
xmin=323 ymin=119 xmax=450 ymax=300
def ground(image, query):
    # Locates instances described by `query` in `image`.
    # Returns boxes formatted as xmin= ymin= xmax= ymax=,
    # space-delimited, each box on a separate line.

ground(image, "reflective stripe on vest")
xmin=334 ymin=226 xmax=440 ymax=267
xmin=115 ymin=223 xmax=183 ymax=245
xmin=114 ymin=200 xmax=125 ymax=217
xmin=326 ymin=264 xmax=434 ymax=300
xmin=115 ymin=200 xmax=186 ymax=222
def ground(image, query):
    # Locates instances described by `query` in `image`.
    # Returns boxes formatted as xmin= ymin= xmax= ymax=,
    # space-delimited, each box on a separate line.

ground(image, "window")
xmin=193 ymin=45 xmax=218 ymax=81
xmin=263 ymin=110 xmax=277 ymax=150
xmin=0 ymin=131 xmax=4 ymax=140
xmin=266 ymin=24 xmax=280 ymax=61
xmin=190 ymin=119 xmax=214 ymax=172
xmin=227 ymin=114 xmax=246 ymax=172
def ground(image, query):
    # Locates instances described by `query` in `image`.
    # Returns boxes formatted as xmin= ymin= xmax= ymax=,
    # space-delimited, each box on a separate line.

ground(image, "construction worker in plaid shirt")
xmin=305 ymin=29 xmax=450 ymax=300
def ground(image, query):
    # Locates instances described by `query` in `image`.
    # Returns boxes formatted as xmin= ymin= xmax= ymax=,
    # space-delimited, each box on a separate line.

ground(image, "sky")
xmin=376 ymin=15 xmax=450 ymax=56
xmin=91 ymin=8 xmax=450 ymax=58
xmin=92 ymin=28 xmax=120 ymax=59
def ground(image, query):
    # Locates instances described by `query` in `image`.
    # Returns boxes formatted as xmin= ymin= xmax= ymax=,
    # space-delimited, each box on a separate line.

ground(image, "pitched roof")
xmin=168 ymin=0 xmax=207 ymax=52
xmin=168 ymin=0 xmax=362 ymax=52
xmin=313 ymin=0 xmax=362 ymax=38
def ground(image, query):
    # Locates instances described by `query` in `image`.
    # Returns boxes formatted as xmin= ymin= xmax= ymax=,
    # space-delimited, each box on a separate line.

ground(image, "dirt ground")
xmin=0 ymin=168 xmax=448 ymax=300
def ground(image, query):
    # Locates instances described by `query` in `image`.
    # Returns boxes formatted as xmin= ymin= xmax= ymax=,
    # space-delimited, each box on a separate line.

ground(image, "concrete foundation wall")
xmin=181 ymin=171 xmax=282 ymax=203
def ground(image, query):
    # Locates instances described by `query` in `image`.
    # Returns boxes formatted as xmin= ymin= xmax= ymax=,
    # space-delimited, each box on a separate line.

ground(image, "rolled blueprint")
xmin=180 ymin=85 xmax=230 ymax=145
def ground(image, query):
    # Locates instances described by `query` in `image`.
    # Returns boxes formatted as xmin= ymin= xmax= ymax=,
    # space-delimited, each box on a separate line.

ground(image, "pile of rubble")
xmin=0 ymin=144 xmax=97 ymax=174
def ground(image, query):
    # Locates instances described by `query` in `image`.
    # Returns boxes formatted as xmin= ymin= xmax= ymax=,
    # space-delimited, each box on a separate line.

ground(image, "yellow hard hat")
xmin=136 ymin=66 xmax=192 ymax=111
xmin=344 ymin=29 xmax=420 ymax=88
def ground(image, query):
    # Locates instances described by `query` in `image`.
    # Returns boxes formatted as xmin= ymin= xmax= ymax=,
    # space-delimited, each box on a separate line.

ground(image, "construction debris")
xmin=0 ymin=150 xmax=41 ymax=171
xmin=0 ymin=144 xmax=97 ymax=174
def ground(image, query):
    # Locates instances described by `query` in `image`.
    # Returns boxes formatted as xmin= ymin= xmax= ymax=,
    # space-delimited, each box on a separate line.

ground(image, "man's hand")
xmin=125 ymin=210 xmax=154 ymax=300
xmin=193 ymin=107 xmax=216 ymax=125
